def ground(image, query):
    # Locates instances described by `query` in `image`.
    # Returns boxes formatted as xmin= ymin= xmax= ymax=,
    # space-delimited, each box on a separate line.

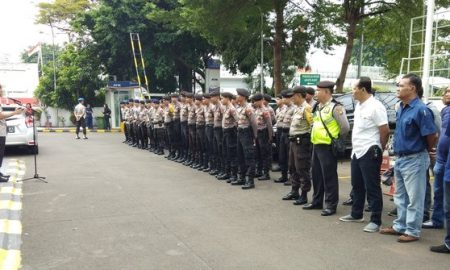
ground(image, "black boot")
xmin=293 ymin=191 xmax=308 ymax=205
xmin=282 ymin=189 xmax=299 ymax=200
xmin=217 ymin=173 xmax=230 ymax=180
xmin=231 ymin=175 xmax=245 ymax=185
xmin=257 ymin=171 xmax=271 ymax=181
xmin=255 ymin=170 xmax=263 ymax=178
xmin=242 ymin=176 xmax=255 ymax=190
xmin=274 ymin=172 xmax=288 ymax=183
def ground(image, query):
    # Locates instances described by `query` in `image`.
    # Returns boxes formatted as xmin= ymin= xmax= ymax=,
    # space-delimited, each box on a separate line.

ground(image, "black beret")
xmin=317 ymin=80 xmax=335 ymax=90
xmin=140 ymin=100 xmax=145 ymax=104
xmin=236 ymin=88 xmax=250 ymax=97
xmin=306 ymin=87 xmax=315 ymax=95
xmin=221 ymin=92 xmax=234 ymax=99
xmin=194 ymin=94 xmax=203 ymax=101
xmin=154 ymin=99 xmax=160 ymax=104
xmin=293 ymin=85 xmax=306 ymax=95
xmin=276 ymin=93 xmax=282 ymax=98
xmin=203 ymin=93 xmax=211 ymax=99
xmin=170 ymin=93 xmax=179 ymax=98
xmin=251 ymin=93 xmax=264 ymax=101
xmin=128 ymin=99 xmax=133 ymax=103
xmin=263 ymin=94 xmax=272 ymax=102
xmin=185 ymin=92 xmax=194 ymax=98
xmin=134 ymin=99 xmax=140 ymax=103
xmin=282 ymin=89 xmax=294 ymax=98
xmin=163 ymin=96 xmax=171 ymax=101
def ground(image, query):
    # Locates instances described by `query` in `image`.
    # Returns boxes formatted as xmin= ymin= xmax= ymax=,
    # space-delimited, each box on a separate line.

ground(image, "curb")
xmin=0 ymin=159 xmax=26 ymax=270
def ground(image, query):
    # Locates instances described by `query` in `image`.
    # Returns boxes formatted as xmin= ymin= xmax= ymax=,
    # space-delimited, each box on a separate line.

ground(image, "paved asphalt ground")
xmin=8 ymin=133 xmax=450 ymax=269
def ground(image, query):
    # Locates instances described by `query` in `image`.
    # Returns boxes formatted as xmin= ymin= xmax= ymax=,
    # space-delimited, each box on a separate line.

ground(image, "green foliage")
xmin=34 ymin=44 xmax=106 ymax=111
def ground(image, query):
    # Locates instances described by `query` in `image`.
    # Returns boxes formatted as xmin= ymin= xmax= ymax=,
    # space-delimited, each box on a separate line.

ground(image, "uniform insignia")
xmin=323 ymin=107 xmax=330 ymax=114
xmin=335 ymin=106 xmax=343 ymax=115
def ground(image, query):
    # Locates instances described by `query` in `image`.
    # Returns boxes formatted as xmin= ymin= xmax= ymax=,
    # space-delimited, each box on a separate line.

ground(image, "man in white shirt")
xmin=74 ymin=97 xmax=88 ymax=139
xmin=339 ymin=77 xmax=390 ymax=232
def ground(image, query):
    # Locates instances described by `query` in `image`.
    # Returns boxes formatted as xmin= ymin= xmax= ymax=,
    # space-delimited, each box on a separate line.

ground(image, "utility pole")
xmin=422 ymin=0 xmax=435 ymax=101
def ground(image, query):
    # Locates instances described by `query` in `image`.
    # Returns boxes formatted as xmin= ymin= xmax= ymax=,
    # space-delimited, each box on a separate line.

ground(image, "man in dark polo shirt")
xmin=380 ymin=73 xmax=437 ymax=243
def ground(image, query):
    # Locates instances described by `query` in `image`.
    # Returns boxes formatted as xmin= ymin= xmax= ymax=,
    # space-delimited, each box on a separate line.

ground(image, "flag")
xmin=27 ymin=43 xmax=41 ymax=57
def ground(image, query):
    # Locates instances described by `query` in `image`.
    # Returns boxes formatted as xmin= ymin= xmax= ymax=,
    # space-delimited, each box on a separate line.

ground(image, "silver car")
xmin=3 ymin=105 xmax=39 ymax=154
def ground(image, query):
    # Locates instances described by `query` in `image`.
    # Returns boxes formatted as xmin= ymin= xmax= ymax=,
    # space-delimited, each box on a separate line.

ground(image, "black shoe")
xmin=274 ymin=177 xmax=287 ymax=183
xmin=209 ymin=170 xmax=218 ymax=175
xmin=242 ymin=176 xmax=255 ymax=190
xmin=76 ymin=136 xmax=80 ymax=139
xmin=430 ymin=244 xmax=450 ymax=254
xmin=257 ymin=173 xmax=270 ymax=181
xmin=231 ymin=178 xmax=245 ymax=185
xmin=217 ymin=174 xmax=230 ymax=180
xmin=227 ymin=175 xmax=237 ymax=183
xmin=342 ymin=198 xmax=353 ymax=206
xmin=293 ymin=196 xmax=308 ymax=205
xmin=282 ymin=191 xmax=300 ymax=200
xmin=321 ymin=209 xmax=336 ymax=216
xmin=255 ymin=171 xmax=263 ymax=178
xmin=283 ymin=181 xmax=291 ymax=186
xmin=303 ymin=203 xmax=323 ymax=210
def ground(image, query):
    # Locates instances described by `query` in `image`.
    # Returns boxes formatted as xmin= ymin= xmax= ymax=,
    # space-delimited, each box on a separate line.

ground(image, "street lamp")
xmin=256 ymin=6 xmax=264 ymax=94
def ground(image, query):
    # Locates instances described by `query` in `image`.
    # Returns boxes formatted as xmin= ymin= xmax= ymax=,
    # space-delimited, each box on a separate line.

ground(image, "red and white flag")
xmin=27 ymin=43 xmax=42 ymax=57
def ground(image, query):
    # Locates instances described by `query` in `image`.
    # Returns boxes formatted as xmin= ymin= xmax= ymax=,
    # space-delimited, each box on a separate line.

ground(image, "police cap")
xmin=221 ymin=92 xmax=233 ymax=99
xmin=203 ymin=93 xmax=211 ymax=99
xmin=306 ymin=87 xmax=315 ymax=95
xmin=194 ymin=94 xmax=203 ymax=101
xmin=251 ymin=93 xmax=264 ymax=102
xmin=185 ymin=92 xmax=194 ymax=98
xmin=263 ymin=94 xmax=272 ymax=102
xmin=236 ymin=88 xmax=250 ymax=97
xmin=293 ymin=85 xmax=306 ymax=95
xmin=282 ymin=89 xmax=294 ymax=98
xmin=317 ymin=80 xmax=335 ymax=93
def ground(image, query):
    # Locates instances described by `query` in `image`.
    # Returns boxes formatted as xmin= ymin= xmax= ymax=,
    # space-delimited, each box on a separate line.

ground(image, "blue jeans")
xmin=432 ymin=162 xmax=445 ymax=226
xmin=393 ymin=151 xmax=430 ymax=238
xmin=444 ymin=181 xmax=450 ymax=248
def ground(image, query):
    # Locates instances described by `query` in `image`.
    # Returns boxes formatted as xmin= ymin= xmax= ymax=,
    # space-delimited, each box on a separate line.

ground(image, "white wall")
xmin=39 ymin=106 xmax=104 ymax=127
xmin=0 ymin=63 xmax=39 ymax=97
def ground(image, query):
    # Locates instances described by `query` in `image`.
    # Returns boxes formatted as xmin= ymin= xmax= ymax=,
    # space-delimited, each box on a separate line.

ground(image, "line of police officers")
xmin=120 ymin=81 xmax=349 ymax=216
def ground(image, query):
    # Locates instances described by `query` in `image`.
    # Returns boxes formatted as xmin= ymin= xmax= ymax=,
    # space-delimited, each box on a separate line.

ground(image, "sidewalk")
xmin=37 ymin=128 xmax=121 ymax=133
xmin=0 ymin=159 xmax=26 ymax=270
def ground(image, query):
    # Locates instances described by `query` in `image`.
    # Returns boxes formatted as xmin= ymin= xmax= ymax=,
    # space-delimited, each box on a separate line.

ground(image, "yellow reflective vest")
xmin=311 ymin=102 xmax=340 ymax=145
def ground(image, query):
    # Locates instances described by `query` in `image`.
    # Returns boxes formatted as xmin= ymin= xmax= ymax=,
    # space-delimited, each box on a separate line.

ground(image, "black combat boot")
xmin=282 ymin=189 xmax=300 ymax=200
xmin=257 ymin=171 xmax=271 ymax=181
xmin=231 ymin=175 xmax=245 ymax=185
xmin=293 ymin=191 xmax=308 ymax=205
xmin=242 ymin=176 xmax=255 ymax=190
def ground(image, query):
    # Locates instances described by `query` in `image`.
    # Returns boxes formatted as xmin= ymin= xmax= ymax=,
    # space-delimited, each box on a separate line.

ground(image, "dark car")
xmin=333 ymin=92 xmax=398 ymax=151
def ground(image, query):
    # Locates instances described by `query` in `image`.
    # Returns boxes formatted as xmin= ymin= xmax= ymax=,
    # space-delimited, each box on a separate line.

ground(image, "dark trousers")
xmin=223 ymin=127 xmax=237 ymax=175
xmin=351 ymin=146 xmax=383 ymax=225
xmin=188 ymin=124 xmax=197 ymax=161
xmin=104 ymin=116 xmax=111 ymax=130
xmin=444 ymin=182 xmax=450 ymax=247
xmin=288 ymin=135 xmax=311 ymax=192
xmin=213 ymin=127 xmax=223 ymax=172
xmin=123 ymin=122 xmax=129 ymax=141
xmin=181 ymin=122 xmax=189 ymax=158
xmin=196 ymin=125 xmax=206 ymax=165
xmin=148 ymin=125 xmax=155 ymax=149
xmin=133 ymin=123 xmax=141 ymax=145
xmin=311 ymin=144 xmax=339 ymax=210
xmin=279 ymin=130 xmax=290 ymax=177
xmin=127 ymin=123 xmax=135 ymax=143
xmin=173 ymin=119 xmax=181 ymax=155
xmin=76 ymin=117 xmax=87 ymax=136
xmin=165 ymin=122 xmax=174 ymax=154
xmin=155 ymin=127 xmax=165 ymax=152
xmin=0 ymin=136 xmax=5 ymax=168
xmin=86 ymin=116 xmax=93 ymax=129
xmin=139 ymin=123 xmax=148 ymax=148
xmin=257 ymin=129 xmax=272 ymax=173
xmin=237 ymin=128 xmax=256 ymax=177
xmin=205 ymin=125 xmax=214 ymax=167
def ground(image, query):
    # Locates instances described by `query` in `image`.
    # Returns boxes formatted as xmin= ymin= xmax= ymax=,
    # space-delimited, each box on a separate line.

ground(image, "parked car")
xmin=3 ymin=105 xmax=39 ymax=154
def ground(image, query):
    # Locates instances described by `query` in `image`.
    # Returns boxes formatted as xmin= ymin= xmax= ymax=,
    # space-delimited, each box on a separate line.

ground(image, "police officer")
xmin=272 ymin=93 xmax=284 ymax=172
xmin=122 ymin=101 xmax=131 ymax=143
xmin=233 ymin=88 xmax=258 ymax=190
xmin=210 ymin=88 xmax=224 ymax=176
xmin=185 ymin=93 xmax=197 ymax=166
xmin=282 ymin=86 xmax=313 ymax=205
xmin=218 ymin=92 xmax=238 ymax=183
xmin=306 ymin=87 xmax=317 ymax=108
xmin=132 ymin=99 xmax=142 ymax=147
xmin=179 ymin=92 xmax=189 ymax=163
xmin=171 ymin=93 xmax=182 ymax=161
xmin=303 ymin=81 xmax=350 ymax=216
xmin=146 ymin=99 xmax=155 ymax=151
xmin=204 ymin=93 xmax=214 ymax=172
xmin=152 ymin=99 xmax=165 ymax=155
xmin=163 ymin=96 xmax=175 ymax=159
xmin=126 ymin=99 xmax=135 ymax=145
xmin=275 ymin=90 xmax=295 ymax=184
xmin=138 ymin=100 xmax=148 ymax=149
xmin=252 ymin=93 xmax=273 ymax=181
xmin=194 ymin=94 xmax=206 ymax=170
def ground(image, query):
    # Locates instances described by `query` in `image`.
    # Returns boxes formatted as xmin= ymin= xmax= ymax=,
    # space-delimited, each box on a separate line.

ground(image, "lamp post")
xmin=48 ymin=18 xmax=58 ymax=126
xmin=256 ymin=6 xmax=264 ymax=94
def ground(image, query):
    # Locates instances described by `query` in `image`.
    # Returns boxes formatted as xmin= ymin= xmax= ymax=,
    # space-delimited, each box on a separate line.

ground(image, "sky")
xmin=0 ymin=0 xmax=67 ymax=63
xmin=0 ymin=0 xmax=347 ymax=71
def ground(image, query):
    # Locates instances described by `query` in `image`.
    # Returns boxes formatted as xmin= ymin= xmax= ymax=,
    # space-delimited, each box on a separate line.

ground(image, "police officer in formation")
xmin=120 ymin=82 xmax=348 ymax=199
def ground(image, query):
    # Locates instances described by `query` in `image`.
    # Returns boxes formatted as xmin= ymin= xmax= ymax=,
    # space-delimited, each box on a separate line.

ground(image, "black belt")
xmin=282 ymin=128 xmax=290 ymax=132
xmin=396 ymin=151 xmax=423 ymax=158
xmin=213 ymin=126 xmax=222 ymax=130
xmin=197 ymin=124 xmax=205 ymax=128
xmin=257 ymin=128 xmax=268 ymax=132
xmin=238 ymin=127 xmax=250 ymax=131
xmin=188 ymin=123 xmax=196 ymax=127
xmin=223 ymin=127 xmax=236 ymax=132
xmin=206 ymin=124 xmax=214 ymax=127
xmin=289 ymin=133 xmax=310 ymax=139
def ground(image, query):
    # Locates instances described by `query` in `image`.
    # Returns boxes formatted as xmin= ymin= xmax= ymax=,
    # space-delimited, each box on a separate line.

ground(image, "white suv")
xmin=3 ymin=105 xmax=39 ymax=154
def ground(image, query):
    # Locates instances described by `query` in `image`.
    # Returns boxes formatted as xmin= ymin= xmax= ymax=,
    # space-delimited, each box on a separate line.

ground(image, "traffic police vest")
xmin=311 ymin=102 xmax=340 ymax=145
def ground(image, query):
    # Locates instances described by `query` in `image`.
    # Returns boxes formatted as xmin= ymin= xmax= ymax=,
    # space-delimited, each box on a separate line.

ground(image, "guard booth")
xmin=105 ymin=81 xmax=141 ymax=129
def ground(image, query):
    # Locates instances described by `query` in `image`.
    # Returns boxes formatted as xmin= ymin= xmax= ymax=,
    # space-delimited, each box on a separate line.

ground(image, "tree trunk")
xmin=336 ymin=18 xmax=358 ymax=93
xmin=272 ymin=0 xmax=285 ymax=97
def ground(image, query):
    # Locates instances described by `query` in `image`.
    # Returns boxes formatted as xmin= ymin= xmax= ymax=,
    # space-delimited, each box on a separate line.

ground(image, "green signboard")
xmin=300 ymin=74 xmax=320 ymax=86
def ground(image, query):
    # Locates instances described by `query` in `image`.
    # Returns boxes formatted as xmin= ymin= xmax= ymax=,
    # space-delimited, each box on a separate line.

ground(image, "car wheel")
xmin=28 ymin=145 xmax=39 ymax=155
